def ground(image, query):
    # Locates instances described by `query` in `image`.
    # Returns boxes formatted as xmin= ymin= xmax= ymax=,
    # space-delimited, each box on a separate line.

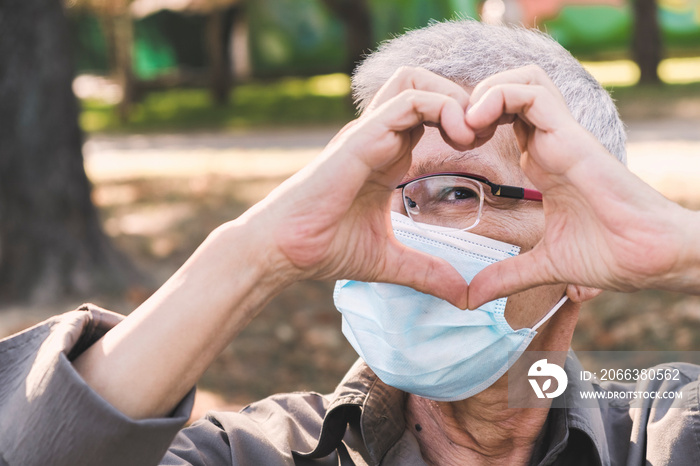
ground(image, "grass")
xmin=80 ymin=73 xmax=357 ymax=133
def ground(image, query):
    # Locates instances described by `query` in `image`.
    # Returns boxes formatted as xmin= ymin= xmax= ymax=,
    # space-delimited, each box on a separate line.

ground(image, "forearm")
xmin=74 ymin=214 xmax=294 ymax=419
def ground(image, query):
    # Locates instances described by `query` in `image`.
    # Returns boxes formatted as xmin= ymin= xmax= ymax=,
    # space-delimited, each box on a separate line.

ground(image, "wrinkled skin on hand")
xmin=464 ymin=65 xmax=691 ymax=308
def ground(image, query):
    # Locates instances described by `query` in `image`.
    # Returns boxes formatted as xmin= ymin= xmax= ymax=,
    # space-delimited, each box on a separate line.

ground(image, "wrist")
xmin=657 ymin=205 xmax=700 ymax=294
xmin=212 ymin=212 xmax=302 ymax=296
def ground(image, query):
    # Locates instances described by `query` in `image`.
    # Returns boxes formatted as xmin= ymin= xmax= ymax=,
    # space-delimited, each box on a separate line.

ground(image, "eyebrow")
xmin=409 ymin=150 xmax=504 ymax=184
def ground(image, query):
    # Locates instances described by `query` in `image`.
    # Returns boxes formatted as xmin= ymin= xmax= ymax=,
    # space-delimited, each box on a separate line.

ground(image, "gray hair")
xmin=352 ymin=20 xmax=627 ymax=164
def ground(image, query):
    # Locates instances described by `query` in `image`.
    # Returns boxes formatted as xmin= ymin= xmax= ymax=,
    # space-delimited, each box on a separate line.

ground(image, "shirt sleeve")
xmin=0 ymin=304 xmax=194 ymax=466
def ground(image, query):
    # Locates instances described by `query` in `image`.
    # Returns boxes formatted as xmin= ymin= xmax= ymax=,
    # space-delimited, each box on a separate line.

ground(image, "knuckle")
xmin=470 ymin=81 xmax=492 ymax=101
xmin=523 ymin=63 xmax=545 ymax=75
xmin=392 ymin=66 xmax=440 ymax=89
xmin=400 ymin=88 xmax=422 ymax=103
xmin=480 ymin=82 xmax=503 ymax=99
xmin=472 ymin=79 xmax=489 ymax=92
xmin=523 ymin=64 xmax=549 ymax=83
xmin=392 ymin=66 xmax=420 ymax=82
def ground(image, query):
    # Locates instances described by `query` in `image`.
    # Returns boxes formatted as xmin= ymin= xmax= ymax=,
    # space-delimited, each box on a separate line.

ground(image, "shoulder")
xmin=219 ymin=390 xmax=331 ymax=433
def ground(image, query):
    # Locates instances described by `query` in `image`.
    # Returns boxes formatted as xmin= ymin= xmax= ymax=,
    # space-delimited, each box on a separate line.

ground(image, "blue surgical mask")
xmin=334 ymin=212 xmax=567 ymax=402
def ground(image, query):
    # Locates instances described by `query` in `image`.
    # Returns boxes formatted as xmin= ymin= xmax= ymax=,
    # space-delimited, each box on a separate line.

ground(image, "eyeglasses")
xmin=395 ymin=172 xmax=543 ymax=231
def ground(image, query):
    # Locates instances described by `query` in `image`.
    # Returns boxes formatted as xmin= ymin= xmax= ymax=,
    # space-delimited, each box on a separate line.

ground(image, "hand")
xmin=464 ymin=65 xmax=697 ymax=309
xmin=250 ymin=67 xmax=477 ymax=308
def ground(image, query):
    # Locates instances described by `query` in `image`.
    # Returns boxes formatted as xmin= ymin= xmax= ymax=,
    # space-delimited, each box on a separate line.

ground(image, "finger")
xmin=512 ymin=117 xmax=530 ymax=154
xmin=469 ymin=65 xmax=566 ymax=109
xmin=376 ymin=241 xmax=469 ymax=309
xmin=283 ymin=89 xmax=472 ymax=213
xmin=365 ymin=67 xmax=471 ymax=114
xmin=306 ymin=89 xmax=474 ymax=206
xmin=467 ymin=248 xmax=557 ymax=310
xmin=368 ymin=89 xmax=476 ymax=152
xmin=566 ymin=284 xmax=602 ymax=303
xmin=466 ymin=83 xmax=573 ymax=135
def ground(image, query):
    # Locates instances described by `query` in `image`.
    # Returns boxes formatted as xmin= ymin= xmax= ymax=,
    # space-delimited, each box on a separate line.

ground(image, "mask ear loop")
xmin=531 ymin=296 xmax=569 ymax=332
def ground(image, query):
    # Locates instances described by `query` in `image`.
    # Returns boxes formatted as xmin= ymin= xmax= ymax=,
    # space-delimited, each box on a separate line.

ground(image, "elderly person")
xmin=2 ymin=20 xmax=700 ymax=466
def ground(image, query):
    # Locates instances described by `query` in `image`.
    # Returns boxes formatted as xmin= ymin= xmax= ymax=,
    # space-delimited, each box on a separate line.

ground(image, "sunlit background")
xmin=2 ymin=0 xmax=700 ymax=420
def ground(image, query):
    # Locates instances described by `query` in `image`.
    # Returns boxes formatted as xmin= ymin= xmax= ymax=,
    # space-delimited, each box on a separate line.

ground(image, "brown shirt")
xmin=1 ymin=304 xmax=699 ymax=465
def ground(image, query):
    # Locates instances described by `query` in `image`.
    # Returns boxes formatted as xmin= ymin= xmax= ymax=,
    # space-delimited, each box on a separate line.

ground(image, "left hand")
xmin=463 ymin=65 xmax=690 ymax=309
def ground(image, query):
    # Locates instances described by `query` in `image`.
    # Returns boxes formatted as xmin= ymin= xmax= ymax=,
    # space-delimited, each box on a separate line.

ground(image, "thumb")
xmin=467 ymin=249 xmax=554 ymax=309
xmin=376 ymin=242 xmax=468 ymax=309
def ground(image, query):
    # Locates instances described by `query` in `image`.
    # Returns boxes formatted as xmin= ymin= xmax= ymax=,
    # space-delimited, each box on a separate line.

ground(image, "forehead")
xmin=407 ymin=125 xmax=526 ymax=187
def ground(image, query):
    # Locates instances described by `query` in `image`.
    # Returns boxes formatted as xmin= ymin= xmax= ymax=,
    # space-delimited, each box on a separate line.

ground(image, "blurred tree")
xmin=72 ymin=0 xmax=243 ymax=111
xmin=71 ymin=0 xmax=136 ymax=120
xmin=0 ymin=0 xmax=138 ymax=303
xmin=632 ymin=0 xmax=662 ymax=84
xmin=319 ymin=0 xmax=373 ymax=75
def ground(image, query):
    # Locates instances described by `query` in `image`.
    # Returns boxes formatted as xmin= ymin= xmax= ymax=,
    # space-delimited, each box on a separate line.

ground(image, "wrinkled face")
xmin=391 ymin=125 xmax=567 ymax=330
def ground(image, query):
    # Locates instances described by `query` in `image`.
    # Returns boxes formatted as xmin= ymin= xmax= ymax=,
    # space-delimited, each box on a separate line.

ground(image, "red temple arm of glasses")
xmin=524 ymin=188 xmax=543 ymax=201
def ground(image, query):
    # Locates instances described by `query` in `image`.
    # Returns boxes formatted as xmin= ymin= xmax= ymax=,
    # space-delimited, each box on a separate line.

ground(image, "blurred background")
xmin=1 ymin=0 xmax=699 ymax=419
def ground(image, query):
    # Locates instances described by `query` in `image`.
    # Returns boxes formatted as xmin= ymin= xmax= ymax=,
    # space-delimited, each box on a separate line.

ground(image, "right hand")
xmin=71 ymin=67 xmax=485 ymax=422
xmin=246 ymin=67 xmax=478 ymax=308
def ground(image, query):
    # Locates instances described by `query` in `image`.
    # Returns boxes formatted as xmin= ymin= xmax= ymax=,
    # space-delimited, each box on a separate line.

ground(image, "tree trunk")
xmin=632 ymin=0 xmax=662 ymax=85
xmin=206 ymin=10 xmax=230 ymax=105
xmin=319 ymin=0 xmax=373 ymax=75
xmin=113 ymin=13 xmax=136 ymax=121
xmin=0 ymin=0 xmax=138 ymax=304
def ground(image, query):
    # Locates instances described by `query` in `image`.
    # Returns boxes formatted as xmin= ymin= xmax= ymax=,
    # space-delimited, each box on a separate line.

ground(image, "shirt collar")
xmin=294 ymin=359 xmax=407 ymax=463
xmin=301 ymin=352 xmax=609 ymax=465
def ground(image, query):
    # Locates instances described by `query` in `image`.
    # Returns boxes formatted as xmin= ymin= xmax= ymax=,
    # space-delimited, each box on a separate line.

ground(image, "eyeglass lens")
xmin=402 ymin=175 xmax=484 ymax=230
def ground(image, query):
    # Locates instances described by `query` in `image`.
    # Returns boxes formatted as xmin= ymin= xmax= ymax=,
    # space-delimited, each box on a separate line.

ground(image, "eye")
xmin=439 ymin=186 xmax=478 ymax=201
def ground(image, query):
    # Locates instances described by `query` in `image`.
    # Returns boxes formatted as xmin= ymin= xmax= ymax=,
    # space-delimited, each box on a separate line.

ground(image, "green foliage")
xmin=544 ymin=6 xmax=632 ymax=59
xmin=249 ymin=0 xmax=346 ymax=76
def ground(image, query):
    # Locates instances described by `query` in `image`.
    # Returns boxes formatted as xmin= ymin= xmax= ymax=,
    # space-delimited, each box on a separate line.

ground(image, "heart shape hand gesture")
xmin=247 ymin=65 xmax=694 ymax=310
